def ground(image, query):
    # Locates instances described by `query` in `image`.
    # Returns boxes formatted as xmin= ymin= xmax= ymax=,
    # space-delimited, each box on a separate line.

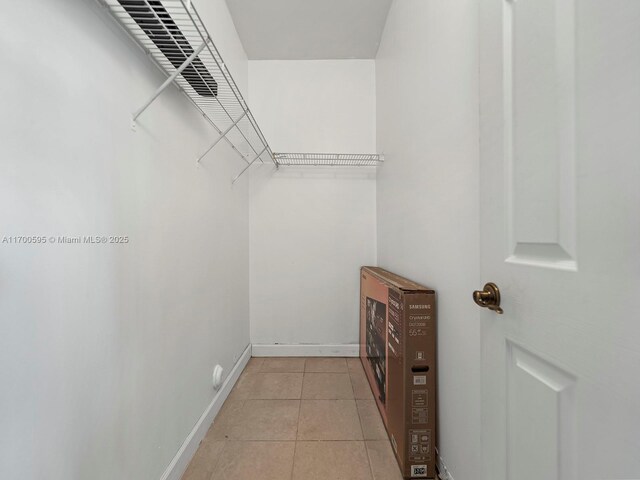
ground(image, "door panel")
xmin=480 ymin=0 xmax=640 ymax=479
xmin=505 ymin=0 xmax=577 ymax=269
xmin=507 ymin=341 xmax=575 ymax=480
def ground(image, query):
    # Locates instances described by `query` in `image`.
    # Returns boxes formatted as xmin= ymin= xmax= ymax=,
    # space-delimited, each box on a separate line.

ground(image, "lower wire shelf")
xmin=273 ymin=153 xmax=383 ymax=167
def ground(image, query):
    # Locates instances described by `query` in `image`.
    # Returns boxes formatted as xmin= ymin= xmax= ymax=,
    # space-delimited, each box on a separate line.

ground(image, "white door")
xmin=478 ymin=0 xmax=640 ymax=479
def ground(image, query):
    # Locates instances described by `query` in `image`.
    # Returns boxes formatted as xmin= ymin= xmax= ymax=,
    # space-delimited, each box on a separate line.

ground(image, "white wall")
xmin=0 ymin=1 xmax=250 ymax=479
xmin=249 ymin=60 xmax=376 ymax=153
xmin=248 ymin=61 xmax=377 ymax=349
xmin=376 ymin=2 xmax=481 ymax=479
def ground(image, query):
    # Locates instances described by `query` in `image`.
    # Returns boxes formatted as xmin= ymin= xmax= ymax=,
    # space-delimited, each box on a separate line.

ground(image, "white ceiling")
xmin=225 ymin=0 xmax=393 ymax=60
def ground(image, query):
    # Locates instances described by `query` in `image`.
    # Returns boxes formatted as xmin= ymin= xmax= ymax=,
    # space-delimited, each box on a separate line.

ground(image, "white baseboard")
xmin=251 ymin=344 xmax=359 ymax=357
xmin=160 ymin=344 xmax=252 ymax=480
xmin=436 ymin=450 xmax=455 ymax=480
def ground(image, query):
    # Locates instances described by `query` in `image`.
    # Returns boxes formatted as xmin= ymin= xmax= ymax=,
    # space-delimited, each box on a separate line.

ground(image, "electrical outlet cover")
xmin=212 ymin=365 xmax=224 ymax=390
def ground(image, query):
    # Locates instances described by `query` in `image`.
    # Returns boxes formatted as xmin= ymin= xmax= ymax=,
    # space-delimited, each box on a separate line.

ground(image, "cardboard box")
xmin=360 ymin=266 xmax=437 ymax=479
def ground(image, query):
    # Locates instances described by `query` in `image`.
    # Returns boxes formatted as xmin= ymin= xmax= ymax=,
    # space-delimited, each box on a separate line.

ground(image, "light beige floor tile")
xmin=292 ymin=441 xmax=372 ymax=480
xmin=230 ymin=372 xmax=304 ymax=400
xmin=221 ymin=400 xmax=300 ymax=440
xmin=350 ymin=369 xmax=375 ymax=399
xmin=302 ymin=373 xmax=354 ymax=399
xmin=206 ymin=399 xmax=246 ymax=441
xmin=366 ymin=440 xmax=403 ymax=480
xmin=260 ymin=357 xmax=306 ymax=373
xmin=297 ymin=400 xmax=363 ymax=440
xmin=226 ymin=371 xmax=257 ymax=401
xmin=217 ymin=396 xmax=246 ymax=417
xmin=304 ymin=357 xmax=348 ymax=373
xmin=242 ymin=357 xmax=264 ymax=374
xmin=180 ymin=439 xmax=225 ymax=480
xmin=357 ymin=399 xmax=388 ymax=440
xmin=211 ymin=441 xmax=295 ymax=480
xmin=347 ymin=357 xmax=365 ymax=373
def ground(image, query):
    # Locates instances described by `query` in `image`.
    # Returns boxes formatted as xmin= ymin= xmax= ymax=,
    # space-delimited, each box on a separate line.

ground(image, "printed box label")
xmin=411 ymin=464 xmax=428 ymax=477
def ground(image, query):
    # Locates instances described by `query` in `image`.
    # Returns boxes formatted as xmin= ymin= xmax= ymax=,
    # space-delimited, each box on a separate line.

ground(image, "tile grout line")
xmin=350 ymin=360 xmax=365 ymax=436
xmin=290 ymin=441 xmax=298 ymax=480
xmin=353 ymin=384 xmax=369 ymax=466
xmin=349 ymin=365 xmax=359 ymax=398
xmin=205 ymin=385 xmax=247 ymax=480
xmin=296 ymin=358 xmax=306 ymax=442
xmin=354 ymin=398 xmax=366 ymax=439
xmin=205 ymin=441 xmax=229 ymax=480
xmin=352 ymin=357 xmax=380 ymax=479
xmin=364 ymin=440 xmax=377 ymax=480
xmin=290 ymin=358 xmax=306 ymax=480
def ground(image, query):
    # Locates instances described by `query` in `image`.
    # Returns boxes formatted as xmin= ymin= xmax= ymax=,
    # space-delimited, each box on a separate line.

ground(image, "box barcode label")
xmin=413 ymin=375 xmax=427 ymax=385
xmin=411 ymin=464 xmax=427 ymax=477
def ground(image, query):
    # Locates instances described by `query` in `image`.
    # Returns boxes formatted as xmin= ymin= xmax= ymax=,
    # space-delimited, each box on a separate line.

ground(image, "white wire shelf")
xmin=273 ymin=153 xmax=384 ymax=167
xmin=102 ymin=0 xmax=275 ymax=182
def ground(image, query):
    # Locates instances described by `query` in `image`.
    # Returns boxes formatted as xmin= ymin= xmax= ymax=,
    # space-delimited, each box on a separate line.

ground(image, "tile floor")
xmin=181 ymin=357 xmax=403 ymax=480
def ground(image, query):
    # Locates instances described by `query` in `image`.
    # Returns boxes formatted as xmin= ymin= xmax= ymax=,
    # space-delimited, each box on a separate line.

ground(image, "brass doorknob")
xmin=473 ymin=282 xmax=503 ymax=314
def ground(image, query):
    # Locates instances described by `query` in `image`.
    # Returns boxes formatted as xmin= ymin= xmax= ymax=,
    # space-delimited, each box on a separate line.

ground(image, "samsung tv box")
xmin=360 ymin=266 xmax=437 ymax=479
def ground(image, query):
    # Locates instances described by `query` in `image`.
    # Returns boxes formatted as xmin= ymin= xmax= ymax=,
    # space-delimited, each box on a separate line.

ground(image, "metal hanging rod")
xmin=102 ymin=0 xmax=276 ymax=182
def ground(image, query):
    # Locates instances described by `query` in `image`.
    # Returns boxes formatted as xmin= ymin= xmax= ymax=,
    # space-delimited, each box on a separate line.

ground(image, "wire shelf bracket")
xmin=131 ymin=37 xmax=210 ymax=123
xmin=197 ymin=109 xmax=247 ymax=163
xmin=233 ymin=146 xmax=268 ymax=184
xmin=102 ymin=0 xmax=276 ymax=182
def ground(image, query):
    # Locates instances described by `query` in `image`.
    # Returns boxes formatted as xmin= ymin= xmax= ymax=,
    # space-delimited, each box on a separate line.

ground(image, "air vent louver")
xmin=117 ymin=0 xmax=217 ymax=97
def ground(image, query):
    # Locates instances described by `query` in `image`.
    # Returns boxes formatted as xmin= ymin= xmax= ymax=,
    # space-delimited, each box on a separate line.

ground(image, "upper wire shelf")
xmin=103 ymin=0 xmax=275 ymax=182
xmin=273 ymin=153 xmax=384 ymax=167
